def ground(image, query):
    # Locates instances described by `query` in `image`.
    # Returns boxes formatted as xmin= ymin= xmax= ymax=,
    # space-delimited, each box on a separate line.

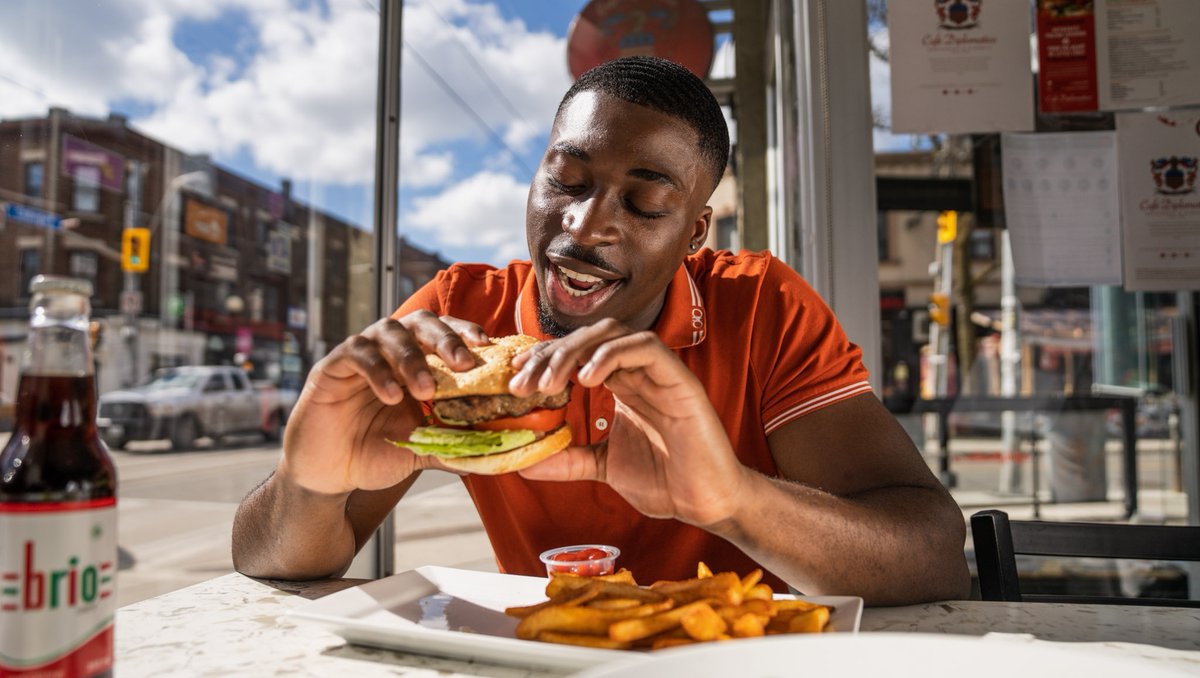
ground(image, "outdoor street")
xmin=2 ymin=427 xmax=1188 ymax=607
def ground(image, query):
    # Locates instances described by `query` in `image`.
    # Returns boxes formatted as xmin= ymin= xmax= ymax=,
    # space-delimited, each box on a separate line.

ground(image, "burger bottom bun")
xmin=437 ymin=424 xmax=573 ymax=475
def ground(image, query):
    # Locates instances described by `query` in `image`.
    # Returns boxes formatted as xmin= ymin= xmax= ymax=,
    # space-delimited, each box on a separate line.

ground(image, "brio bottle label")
xmin=0 ymin=500 xmax=116 ymax=678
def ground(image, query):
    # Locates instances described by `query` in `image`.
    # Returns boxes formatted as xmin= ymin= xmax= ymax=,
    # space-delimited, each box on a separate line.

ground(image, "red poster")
xmin=1036 ymin=0 xmax=1098 ymax=114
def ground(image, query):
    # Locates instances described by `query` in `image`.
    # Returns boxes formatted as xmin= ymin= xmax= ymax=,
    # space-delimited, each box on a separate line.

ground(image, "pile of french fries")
xmin=505 ymin=562 xmax=832 ymax=651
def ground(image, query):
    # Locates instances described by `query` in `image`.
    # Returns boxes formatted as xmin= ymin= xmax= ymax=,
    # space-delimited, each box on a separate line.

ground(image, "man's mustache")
xmin=547 ymin=241 xmax=621 ymax=277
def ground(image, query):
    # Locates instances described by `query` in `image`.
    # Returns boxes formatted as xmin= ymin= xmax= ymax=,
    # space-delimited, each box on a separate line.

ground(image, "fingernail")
xmin=578 ymin=361 xmax=594 ymax=381
xmin=537 ymin=366 xmax=554 ymax=390
xmin=385 ymin=382 xmax=403 ymax=402
xmin=417 ymin=372 xmax=435 ymax=394
xmin=455 ymin=347 xmax=473 ymax=365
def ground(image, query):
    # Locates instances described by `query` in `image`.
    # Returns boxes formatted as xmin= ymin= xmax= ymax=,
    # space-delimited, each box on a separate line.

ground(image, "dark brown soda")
xmin=0 ymin=374 xmax=116 ymax=503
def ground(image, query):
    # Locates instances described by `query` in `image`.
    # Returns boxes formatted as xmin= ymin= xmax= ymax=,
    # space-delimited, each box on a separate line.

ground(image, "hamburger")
xmin=391 ymin=335 xmax=573 ymax=475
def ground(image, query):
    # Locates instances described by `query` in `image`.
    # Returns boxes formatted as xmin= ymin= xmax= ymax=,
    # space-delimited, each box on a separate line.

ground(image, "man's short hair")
xmin=557 ymin=56 xmax=730 ymax=190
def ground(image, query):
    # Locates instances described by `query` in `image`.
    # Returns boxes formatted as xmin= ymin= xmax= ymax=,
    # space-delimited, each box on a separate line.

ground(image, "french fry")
xmin=517 ymin=598 xmax=674 ymax=640
xmin=545 ymin=569 xmax=637 ymax=597
xmin=505 ymin=582 xmax=601 ymax=618
xmin=650 ymin=636 xmax=700 ymax=651
xmin=507 ymin=563 xmax=835 ymax=651
xmin=730 ymin=612 xmax=766 ymax=638
xmin=786 ymin=606 xmax=831 ymax=633
xmin=739 ymin=569 xmax=762 ymax=593
xmin=773 ymin=598 xmax=825 ymax=613
xmin=679 ymin=603 xmax=728 ymax=641
xmin=608 ymin=601 xmax=711 ymax=642
xmin=586 ymin=598 xmax=644 ymax=610
xmin=650 ymin=572 xmax=743 ymax=606
xmin=536 ymin=630 xmax=633 ymax=650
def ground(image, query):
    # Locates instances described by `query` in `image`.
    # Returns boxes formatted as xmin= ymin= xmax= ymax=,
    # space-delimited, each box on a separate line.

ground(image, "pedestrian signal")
xmin=121 ymin=228 xmax=151 ymax=273
xmin=929 ymin=292 xmax=950 ymax=327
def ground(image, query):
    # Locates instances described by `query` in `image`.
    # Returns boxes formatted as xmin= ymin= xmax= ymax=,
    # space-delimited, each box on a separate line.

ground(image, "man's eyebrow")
xmin=550 ymin=141 xmax=680 ymax=190
xmin=550 ymin=142 xmax=589 ymax=161
xmin=628 ymin=168 xmax=680 ymax=191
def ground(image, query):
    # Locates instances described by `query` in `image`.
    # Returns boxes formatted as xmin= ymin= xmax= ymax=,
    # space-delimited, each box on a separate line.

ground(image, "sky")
xmin=0 ymin=0 xmax=911 ymax=267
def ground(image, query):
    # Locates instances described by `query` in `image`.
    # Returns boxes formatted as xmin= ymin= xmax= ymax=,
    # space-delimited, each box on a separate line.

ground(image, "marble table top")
xmin=115 ymin=573 xmax=1200 ymax=677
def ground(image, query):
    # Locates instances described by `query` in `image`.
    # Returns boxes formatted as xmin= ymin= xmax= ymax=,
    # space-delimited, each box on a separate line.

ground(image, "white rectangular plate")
xmin=288 ymin=565 xmax=863 ymax=672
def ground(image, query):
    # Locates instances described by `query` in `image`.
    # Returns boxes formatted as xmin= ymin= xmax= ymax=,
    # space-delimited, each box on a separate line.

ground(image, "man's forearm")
xmin=709 ymin=472 xmax=971 ymax=606
xmin=232 ymin=470 xmax=358 ymax=580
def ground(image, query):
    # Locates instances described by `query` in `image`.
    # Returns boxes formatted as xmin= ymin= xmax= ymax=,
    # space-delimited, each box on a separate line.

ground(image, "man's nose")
xmin=562 ymin=195 xmax=620 ymax=247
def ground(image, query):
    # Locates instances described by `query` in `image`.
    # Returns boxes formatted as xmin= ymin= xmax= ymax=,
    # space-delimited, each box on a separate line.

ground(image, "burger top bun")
xmin=436 ymin=424 xmax=572 ymax=475
xmin=425 ymin=334 xmax=538 ymax=399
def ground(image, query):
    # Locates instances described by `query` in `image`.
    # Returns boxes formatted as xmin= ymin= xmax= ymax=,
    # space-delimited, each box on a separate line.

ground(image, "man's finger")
xmin=397 ymin=310 xmax=477 ymax=372
xmin=517 ymin=445 xmax=604 ymax=482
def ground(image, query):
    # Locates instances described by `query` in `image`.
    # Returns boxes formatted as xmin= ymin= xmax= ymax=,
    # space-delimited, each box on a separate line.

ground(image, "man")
xmin=233 ymin=56 xmax=970 ymax=605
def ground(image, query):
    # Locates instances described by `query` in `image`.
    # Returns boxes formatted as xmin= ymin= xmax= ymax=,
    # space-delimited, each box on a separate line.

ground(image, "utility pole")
xmin=121 ymin=161 xmax=144 ymax=387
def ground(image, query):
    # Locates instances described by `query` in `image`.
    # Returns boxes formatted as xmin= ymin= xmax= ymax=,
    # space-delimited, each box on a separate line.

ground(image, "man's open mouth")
xmin=545 ymin=263 xmax=623 ymax=316
xmin=557 ymin=266 xmax=616 ymax=297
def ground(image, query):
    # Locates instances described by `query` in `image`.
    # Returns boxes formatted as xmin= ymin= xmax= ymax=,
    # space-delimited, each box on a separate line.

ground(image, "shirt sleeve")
xmin=753 ymin=257 xmax=873 ymax=436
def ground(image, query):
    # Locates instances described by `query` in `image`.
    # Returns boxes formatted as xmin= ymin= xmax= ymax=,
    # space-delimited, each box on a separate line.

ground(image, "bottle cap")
xmin=29 ymin=275 xmax=93 ymax=298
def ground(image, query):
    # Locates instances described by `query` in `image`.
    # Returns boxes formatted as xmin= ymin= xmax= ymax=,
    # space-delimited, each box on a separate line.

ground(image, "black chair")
xmin=971 ymin=509 xmax=1200 ymax=607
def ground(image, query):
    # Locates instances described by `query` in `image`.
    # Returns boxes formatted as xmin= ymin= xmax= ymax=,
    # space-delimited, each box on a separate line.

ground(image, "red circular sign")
xmin=567 ymin=0 xmax=715 ymax=80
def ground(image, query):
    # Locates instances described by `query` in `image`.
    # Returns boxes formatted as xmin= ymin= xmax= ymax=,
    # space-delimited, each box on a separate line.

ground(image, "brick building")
xmin=0 ymin=108 xmax=449 ymax=397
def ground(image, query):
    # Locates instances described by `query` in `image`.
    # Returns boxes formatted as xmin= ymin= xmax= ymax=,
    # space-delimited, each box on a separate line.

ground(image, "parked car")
xmin=254 ymin=380 xmax=299 ymax=442
xmin=98 ymin=366 xmax=282 ymax=450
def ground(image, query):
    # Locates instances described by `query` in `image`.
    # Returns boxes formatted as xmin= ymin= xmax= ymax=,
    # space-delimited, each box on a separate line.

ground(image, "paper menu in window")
xmin=887 ymin=0 xmax=1035 ymax=134
xmin=1096 ymin=0 xmax=1200 ymax=111
xmin=1001 ymin=132 xmax=1122 ymax=286
xmin=1117 ymin=111 xmax=1200 ymax=291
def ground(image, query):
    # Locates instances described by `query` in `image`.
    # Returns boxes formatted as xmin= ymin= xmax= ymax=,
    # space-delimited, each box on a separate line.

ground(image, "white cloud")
xmin=405 ymin=170 xmax=529 ymax=265
xmin=0 ymin=0 xmax=567 ymax=189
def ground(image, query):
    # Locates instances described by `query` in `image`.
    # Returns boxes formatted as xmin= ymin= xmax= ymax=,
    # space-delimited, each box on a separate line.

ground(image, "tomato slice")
xmin=473 ymin=407 xmax=566 ymax=433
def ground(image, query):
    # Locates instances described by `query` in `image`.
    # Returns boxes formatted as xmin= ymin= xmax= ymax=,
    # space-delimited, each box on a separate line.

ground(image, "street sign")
xmin=4 ymin=203 xmax=62 ymax=230
xmin=120 ymin=290 xmax=144 ymax=315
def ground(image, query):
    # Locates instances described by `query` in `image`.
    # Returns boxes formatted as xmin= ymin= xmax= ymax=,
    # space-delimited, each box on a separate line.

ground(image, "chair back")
xmin=970 ymin=509 xmax=1200 ymax=607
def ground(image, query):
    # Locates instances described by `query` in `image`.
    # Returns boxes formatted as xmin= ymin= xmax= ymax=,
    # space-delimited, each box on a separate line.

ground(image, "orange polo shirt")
xmin=395 ymin=249 xmax=870 ymax=590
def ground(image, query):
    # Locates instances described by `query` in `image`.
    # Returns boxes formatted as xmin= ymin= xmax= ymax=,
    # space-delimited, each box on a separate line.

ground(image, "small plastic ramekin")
xmin=538 ymin=544 xmax=620 ymax=577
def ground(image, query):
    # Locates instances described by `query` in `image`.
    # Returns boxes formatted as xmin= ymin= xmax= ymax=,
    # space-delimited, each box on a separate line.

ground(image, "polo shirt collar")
xmin=514 ymin=263 xmax=707 ymax=349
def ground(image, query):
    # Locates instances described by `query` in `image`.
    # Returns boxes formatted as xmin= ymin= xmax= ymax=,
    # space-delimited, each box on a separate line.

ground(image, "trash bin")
xmin=1043 ymin=411 xmax=1108 ymax=503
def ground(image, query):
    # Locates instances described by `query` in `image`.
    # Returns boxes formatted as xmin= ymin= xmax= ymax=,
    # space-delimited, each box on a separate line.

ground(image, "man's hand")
xmin=280 ymin=311 xmax=491 ymax=496
xmin=509 ymin=319 xmax=750 ymax=528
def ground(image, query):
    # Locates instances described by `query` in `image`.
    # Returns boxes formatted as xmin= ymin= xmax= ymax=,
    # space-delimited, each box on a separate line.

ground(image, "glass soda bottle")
xmin=1 ymin=276 xmax=117 ymax=678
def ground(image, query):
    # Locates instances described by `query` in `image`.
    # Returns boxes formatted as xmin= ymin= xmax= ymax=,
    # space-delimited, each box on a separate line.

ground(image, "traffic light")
xmin=929 ymin=292 xmax=951 ymax=327
xmin=121 ymin=227 xmax=151 ymax=273
xmin=936 ymin=210 xmax=958 ymax=244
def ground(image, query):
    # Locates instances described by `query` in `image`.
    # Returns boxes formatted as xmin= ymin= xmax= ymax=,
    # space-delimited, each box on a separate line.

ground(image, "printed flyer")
xmin=1117 ymin=111 xmax=1200 ymax=291
xmin=888 ymin=0 xmax=1035 ymax=134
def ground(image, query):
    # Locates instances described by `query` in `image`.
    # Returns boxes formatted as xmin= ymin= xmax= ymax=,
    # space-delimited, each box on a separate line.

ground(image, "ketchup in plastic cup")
xmin=539 ymin=544 xmax=620 ymax=577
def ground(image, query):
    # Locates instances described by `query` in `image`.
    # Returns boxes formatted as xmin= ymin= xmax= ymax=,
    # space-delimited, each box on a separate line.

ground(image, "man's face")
xmin=527 ymin=91 xmax=714 ymax=336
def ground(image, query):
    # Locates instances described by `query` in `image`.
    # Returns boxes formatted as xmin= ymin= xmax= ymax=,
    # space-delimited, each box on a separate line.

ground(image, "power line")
xmin=403 ymin=40 xmax=535 ymax=176
xmin=0 ymin=72 xmax=51 ymax=99
xmin=358 ymin=0 xmax=536 ymax=177
xmin=424 ymin=1 xmax=527 ymax=124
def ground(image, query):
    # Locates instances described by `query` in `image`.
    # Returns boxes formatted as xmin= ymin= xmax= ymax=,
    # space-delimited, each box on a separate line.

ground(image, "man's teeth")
xmin=558 ymin=266 xmax=611 ymax=297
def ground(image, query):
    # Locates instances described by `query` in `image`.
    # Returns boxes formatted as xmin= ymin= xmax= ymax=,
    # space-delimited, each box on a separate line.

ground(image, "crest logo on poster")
xmin=1150 ymin=156 xmax=1198 ymax=196
xmin=936 ymin=0 xmax=982 ymax=29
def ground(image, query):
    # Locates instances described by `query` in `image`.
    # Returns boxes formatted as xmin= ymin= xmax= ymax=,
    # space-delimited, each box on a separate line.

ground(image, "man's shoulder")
xmin=690 ymin=249 xmax=806 ymax=293
xmin=440 ymin=260 xmax=532 ymax=282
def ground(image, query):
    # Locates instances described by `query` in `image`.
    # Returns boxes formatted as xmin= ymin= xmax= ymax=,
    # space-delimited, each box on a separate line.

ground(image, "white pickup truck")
xmin=98 ymin=366 xmax=296 ymax=450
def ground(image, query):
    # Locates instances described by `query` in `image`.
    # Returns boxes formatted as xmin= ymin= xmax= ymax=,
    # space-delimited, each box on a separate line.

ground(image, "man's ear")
xmin=689 ymin=206 xmax=713 ymax=251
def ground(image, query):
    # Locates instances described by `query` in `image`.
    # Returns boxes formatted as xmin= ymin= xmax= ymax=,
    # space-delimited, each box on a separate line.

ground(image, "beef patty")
xmin=432 ymin=387 xmax=571 ymax=425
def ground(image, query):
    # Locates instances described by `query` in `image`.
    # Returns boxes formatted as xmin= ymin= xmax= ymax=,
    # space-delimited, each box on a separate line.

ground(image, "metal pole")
xmin=999 ymin=230 xmax=1022 ymax=493
xmin=359 ymin=0 xmax=404 ymax=580
xmin=122 ymin=161 xmax=143 ymax=387
xmin=44 ymin=108 xmax=63 ymax=275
